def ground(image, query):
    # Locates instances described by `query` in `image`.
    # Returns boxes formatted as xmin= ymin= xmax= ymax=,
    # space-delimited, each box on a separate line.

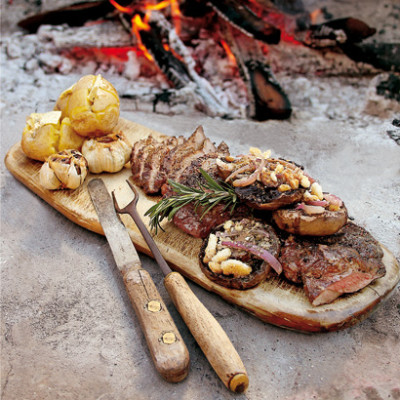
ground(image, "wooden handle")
xmin=164 ymin=272 xmax=249 ymax=393
xmin=123 ymin=268 xmax=190 ymax=383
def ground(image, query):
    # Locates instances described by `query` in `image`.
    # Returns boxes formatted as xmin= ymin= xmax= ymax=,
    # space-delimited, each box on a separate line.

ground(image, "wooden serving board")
xmin=5 ymin=118 xmax=400 ymax=333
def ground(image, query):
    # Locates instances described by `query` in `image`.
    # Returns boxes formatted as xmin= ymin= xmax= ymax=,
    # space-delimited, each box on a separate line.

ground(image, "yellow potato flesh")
xmin=55 ymin=75 xmax=120 ymax=137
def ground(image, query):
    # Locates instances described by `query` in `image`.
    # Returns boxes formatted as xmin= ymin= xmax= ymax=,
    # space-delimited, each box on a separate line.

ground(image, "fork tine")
xmin=125 ymin=179 xmax=139 ymax=206
xmin=111 ymin=190 xmax=122 ymax=213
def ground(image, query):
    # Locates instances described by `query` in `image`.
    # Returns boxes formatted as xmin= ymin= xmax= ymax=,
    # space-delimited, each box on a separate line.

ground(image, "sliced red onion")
xmin=232 ymin=158 xmax=267 ymax=187
xmin=233 ymin=172 xmax=258 ymax=187
xmin=324 ymin=193 xmax=343 ymax=207
xmin=305 ymin=200 xmax=329 ymax=207
xmin=221 ymin=240 xmax=282 ymax=275
xmin=225 ymin=163 xmax=255 ymax=182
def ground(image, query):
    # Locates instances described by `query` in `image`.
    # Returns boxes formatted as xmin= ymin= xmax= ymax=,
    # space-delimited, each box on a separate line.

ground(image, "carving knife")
xmin=113 ymin=179 xmax=249 ymax=394
xmin=87 ymin=178 xmax=189 ymax=383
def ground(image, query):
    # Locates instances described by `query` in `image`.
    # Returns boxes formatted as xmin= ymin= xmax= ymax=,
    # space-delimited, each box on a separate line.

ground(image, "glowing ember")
xmin=109 ymin=0 xmax=134 ymax=14
xmin=220 ymin=40 xmax=237 ymax=65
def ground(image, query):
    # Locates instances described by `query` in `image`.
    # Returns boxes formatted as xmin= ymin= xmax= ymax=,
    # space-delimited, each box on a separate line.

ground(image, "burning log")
xmin=220 ymin=22 xmax=291 ymax=120
xmin=305 ymin=17 xmax=377 ymax=46
xmin=207 ymin=0 xmax=281 ymax=44
xmin=123 ymin=11 xmax=239 ymax=118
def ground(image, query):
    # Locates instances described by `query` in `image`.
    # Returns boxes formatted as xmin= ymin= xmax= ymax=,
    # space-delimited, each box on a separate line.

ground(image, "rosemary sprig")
xmin=145 ymin=168 xmax=238 ymax=233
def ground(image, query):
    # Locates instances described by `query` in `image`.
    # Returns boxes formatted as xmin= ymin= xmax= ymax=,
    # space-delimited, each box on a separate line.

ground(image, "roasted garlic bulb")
xmin=39 ymin=150 xmax=88 ymax=190
xmin=54 ymin=74 xmax=120 ymax=137
xmin=21 ymin=111 xmax=84 ymax=162
xmin=81 ymin=131 xmax=131 ymax=174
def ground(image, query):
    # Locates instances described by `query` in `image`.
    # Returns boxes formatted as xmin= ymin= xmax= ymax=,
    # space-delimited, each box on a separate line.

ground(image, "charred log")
xmin=304 ymin=18 xmax=376 ymax=47
xmin=134 ymin=17 xmax=192 ymax=89
xmin=246 ymin=61 xmax=292 ymax=120
xmin=271 ymin=0 xmax=305 ymax=15
xmin=339 ymin=43 xmax=400 ymax=73
xmin=207 ymin=0 xmax=281 ymax=44
xmin=129 ymin=11 xmax=237 ymax=118
xmin=17 ymin=0 xmax=117 ymax=33
xmin=220 ymin=23 xmax=291 ymax=120
xmin=376 ymin=74 xmax=400 ymax=101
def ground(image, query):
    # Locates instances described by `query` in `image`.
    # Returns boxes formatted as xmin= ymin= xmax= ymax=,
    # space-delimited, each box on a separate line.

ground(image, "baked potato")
xmin=54 ymin=74 xmax=120 ymax=137
xmin=21 ymin=111 xmax=84 ymax=162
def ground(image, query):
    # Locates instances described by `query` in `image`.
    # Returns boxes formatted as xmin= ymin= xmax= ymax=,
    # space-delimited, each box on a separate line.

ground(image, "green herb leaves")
xmin=145 ymin=169 xmax=238 ymax=233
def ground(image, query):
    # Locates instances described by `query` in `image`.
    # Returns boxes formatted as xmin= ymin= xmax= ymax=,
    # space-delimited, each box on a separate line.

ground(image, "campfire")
xmin=10 ymin=0 xmax=400 ymax=121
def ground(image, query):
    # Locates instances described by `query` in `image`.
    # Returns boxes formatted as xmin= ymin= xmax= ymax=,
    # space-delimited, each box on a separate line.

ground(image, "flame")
xmin=132 ymin=14 xmax=151 ymax=31
xmin=131 ymin=15 xmax=154 ymax=61
xmin=170 ymin=0 xmax=182 ymax=36
xmin=220 ymin=40 xmax=236 ymax=65
xmin=143 ymin=0 xmax=182 ymax=35
xmin=109 ymin=0 xmax=184 ymax=63
xmin=144 ymin=0 xmax=171 ymax=11
xmin=162 ymin=42 xmax=184 ymax=61
xmin=109 ymin=0 xmax=134 ymax=14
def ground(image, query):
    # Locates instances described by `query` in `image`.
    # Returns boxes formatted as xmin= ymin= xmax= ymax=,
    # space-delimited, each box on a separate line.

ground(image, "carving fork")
xmin=112 ymin=179 xmax=249 ymax=393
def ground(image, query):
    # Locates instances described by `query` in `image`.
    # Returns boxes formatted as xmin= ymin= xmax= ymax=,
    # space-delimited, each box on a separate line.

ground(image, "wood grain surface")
xmin=5 ymin=118 xmax=400 ymax=333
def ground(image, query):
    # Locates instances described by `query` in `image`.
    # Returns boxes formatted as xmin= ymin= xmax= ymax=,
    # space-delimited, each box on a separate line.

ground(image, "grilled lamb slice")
xmin=168 ymin=138 xmax=217 ymax=182
xmin=131 ymin=135 xmax=185 ymax=193
xmin=302 ymin=245 xmax=383 ymax=306
xmin=131 ymin=136 xmax=152 ymax=181
xmin=132 ymin=135 xmax=159 ymax=183
xmin=141 ymin=136 xmax=182 ymax=194
xmin=279 ymin=222 xmax=386 ymax=306
xmin=216 ymin=141 xmax=230 ymax=157
xmin=162 ymin=125 xmax=206 ymax=177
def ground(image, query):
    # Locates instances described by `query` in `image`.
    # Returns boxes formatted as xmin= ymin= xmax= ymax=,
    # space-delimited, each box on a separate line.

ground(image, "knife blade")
xmin=112 ymin=179 xmax=249 ymax=393
xmin=88 ymin=178 xmax=189 ymax=383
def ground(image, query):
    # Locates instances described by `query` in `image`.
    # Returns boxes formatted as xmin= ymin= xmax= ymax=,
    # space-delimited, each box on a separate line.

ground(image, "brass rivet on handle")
xmin=162 ymin=332 xmax=177 ymax=344
xmin=147 ymin=300 xmax=162 ymax=312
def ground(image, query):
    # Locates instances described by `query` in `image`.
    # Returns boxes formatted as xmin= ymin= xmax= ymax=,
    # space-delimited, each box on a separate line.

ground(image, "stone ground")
xmin=2 ymin=109 xmax=400 ymax=400
xmin=1 ymin=1 xmax=400 ymax=399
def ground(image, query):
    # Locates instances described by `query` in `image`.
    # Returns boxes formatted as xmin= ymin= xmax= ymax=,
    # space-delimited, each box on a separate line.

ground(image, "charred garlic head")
xmin=39 ymin=150 xmax=88 ymax=190
xmin=21 ymin=111 xmax=84 ymax=162
xmin=81 ymin=131 xmax=131 ymax=174
xmin=54 ymin=74 xmax=120 ymax=137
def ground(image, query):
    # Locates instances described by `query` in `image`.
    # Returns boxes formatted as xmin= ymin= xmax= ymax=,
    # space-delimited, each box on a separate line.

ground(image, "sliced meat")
xmin=302 ymin=245 xmax=382 ymax=306
xmin=131 ymin=135 xmax=185 ymax=193
xmin=279 ymin=222 xmax=386 ymax=306
xmin=168 ymin=138 xmax=217 ymax=182
xmin=173 ymin=203 xmax=237 ymax=239
xmin=131 ymin=136 xmax=151 ymax=181
xmin=131 ymin=136 xmax=158 ymax=181
xmin=131 ymin=126 xmax=236 ymax=237
xmin=162 ymin=125 xmax=206 ymax=178
xmin=132 ymin=126 xmax=226 ymax=195
xmin=141 ymin=137 xmax=182 ymax=194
